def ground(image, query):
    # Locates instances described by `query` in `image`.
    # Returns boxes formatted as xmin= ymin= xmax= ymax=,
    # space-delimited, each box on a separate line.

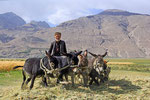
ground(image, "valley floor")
xmin=0 ymin=70 xmax=150 ymax=100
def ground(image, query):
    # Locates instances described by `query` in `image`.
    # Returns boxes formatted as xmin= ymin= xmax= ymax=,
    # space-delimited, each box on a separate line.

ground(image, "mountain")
xmin=55 ymin=9 xmax=150 ymax=58
xmin=0 ymin=9 xmax=150 ymax=58
xmin=17 ymin=21 xmax=50 ymax=31
xmin=0 ymin=12 xmax=26 ymax=29
xmin=99 ymin=9 xmax=142 ymax=16
xmin=24 ymin=21 xmax=50 ymax=28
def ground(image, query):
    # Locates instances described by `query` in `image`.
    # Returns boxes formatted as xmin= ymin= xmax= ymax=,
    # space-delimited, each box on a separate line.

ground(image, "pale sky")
xmin=0 ymin=0 xmax=150 ymax=26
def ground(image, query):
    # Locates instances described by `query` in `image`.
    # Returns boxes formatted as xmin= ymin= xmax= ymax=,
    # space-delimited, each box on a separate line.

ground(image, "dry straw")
xmin=0 ymin=61 xmax=24 ymax=71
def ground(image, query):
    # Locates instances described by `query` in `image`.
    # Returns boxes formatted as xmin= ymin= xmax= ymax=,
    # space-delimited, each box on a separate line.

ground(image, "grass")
xmin=109 ymin=64 xmax=150 ymax=73
xmin=0 ymin=58 xmax=150 ymax=99
xmin=106 ymin=58 xmax=150 ymax=65
xmin=106 ymin=58 xmax=150 ymax=73
xmin=0 ymin=70 xmax=22 ymax=86
xmin=0 ymin=70 xmax=150 ymax=100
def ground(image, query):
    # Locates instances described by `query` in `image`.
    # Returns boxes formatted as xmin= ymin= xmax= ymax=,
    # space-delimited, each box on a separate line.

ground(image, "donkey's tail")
xmin=13 ymin=66 xmax=23 ymax=69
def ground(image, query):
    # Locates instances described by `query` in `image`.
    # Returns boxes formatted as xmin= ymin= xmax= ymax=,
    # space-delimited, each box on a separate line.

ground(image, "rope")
xmin=48 ymin=59 xmax=54 ymax=71
xmin=40 ymin=58 xmax=48 ymax=78
xmin=40 ymin=57 xmax=92 ymax=79
xmin=69 ymin=65 xmax=91 ymax=70
xmin=40 ymin=58 xmax=76 ymax=76
xmin=40 ymin=58 xmax=53 ymax=74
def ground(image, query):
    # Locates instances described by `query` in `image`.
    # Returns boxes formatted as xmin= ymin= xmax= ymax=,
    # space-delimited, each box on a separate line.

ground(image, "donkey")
xmin=13 ymin=51 xmax=58 ymax=90
xmin=88 ymin=51 xmax=108 ymax=85
xmin=54 ymin=51 xmax=82 ymax=86
xmin=77 ymin=50 xmax=89 ymax=86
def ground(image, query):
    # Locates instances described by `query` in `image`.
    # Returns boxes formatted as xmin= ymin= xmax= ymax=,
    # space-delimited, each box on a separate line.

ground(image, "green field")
xmin=0 ymin=59 xmax=150 ymax=100
xmin=106 ymin=58 xmax=150 ymax=65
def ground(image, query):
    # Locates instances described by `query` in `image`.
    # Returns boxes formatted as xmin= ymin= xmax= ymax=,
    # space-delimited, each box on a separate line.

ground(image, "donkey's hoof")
xmin=44 ymin=84 xmax=48 ymax=87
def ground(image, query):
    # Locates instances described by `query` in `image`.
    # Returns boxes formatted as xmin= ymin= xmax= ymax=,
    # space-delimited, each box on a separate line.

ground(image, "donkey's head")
xmin=78 ymin=50 xmax=88 ymax=67
xmin=89 ymin=50 xmax=108 ymax=73
xmin=62 ymin=51 xmax=82 ymax=65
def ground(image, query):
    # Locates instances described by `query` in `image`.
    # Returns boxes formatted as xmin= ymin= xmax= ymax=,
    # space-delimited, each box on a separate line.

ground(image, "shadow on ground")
xmin=63 ymin=79 xmax=142 ymax=95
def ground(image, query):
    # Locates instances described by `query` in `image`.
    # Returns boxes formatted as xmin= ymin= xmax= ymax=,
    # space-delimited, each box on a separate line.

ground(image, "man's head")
xmin=54 ymin=32 xmax=61 ymax=41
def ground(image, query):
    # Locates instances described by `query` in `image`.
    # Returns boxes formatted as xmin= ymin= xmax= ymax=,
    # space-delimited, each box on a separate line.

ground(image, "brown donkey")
xmin=77 ymin=50 xmax=90 ymax=86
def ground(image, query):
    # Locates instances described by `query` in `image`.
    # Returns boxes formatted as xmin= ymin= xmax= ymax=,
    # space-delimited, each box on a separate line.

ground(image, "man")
xmin=48 ymin=32 xmax=67 ymax=82
xmin=48 ymin=32 xmax=67 ymax=56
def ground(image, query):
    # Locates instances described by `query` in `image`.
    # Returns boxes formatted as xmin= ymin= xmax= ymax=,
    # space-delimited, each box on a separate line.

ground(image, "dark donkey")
xmin=13 ymin=51 xmax=58 ymax=90
xmin=56 ymin=51 xmax=82 ymax=86
xmin=88 ymin=51 xmax=108 ymax=85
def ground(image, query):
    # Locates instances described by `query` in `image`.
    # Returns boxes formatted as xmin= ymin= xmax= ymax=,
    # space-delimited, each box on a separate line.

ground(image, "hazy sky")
xmin=0 ymin=0 xmax=150 ymax=26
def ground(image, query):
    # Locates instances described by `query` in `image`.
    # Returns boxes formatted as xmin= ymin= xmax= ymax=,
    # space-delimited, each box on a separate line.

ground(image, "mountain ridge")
xmin=0 ymin=9 xmax=150 ymax=58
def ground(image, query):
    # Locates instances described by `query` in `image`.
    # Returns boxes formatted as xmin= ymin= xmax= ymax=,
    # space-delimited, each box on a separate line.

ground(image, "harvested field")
xmin=0 ymin=70 xmax=150 ymax=100
xmin=0 ymin=59 xmax=150 ymax=100
xmin=0 ymin=61 xmax=24 ymax=71
xmin=107 ymin=62 xmax=134 ymax=65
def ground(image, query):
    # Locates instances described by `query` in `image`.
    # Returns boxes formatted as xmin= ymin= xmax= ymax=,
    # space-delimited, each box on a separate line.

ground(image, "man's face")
xmin=55 ymin=34 xmax=61 ymax=41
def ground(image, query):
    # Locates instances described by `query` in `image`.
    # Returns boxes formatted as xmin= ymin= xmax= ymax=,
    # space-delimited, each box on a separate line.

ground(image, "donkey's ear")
xmin=45 ymin=51 xmax=51 ymax=58
xmin=83 ymin=50 xmax=88 ymax=56
xmin=102 ymin=51 xmax=108 ymax=57
xmin=89 ymin=52 xmax=97 ymax=57
xmin=75 ymin=51 xmax=82 ymax=56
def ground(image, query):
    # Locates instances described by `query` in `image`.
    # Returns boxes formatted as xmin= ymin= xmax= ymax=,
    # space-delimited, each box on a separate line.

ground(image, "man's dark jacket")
xmin=48 ymin=40 xmax=67 ymax=56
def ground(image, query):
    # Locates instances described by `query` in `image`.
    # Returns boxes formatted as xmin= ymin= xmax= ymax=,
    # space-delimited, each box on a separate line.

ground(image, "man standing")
xmin=48 ymin=32 xmax=67 ymax=56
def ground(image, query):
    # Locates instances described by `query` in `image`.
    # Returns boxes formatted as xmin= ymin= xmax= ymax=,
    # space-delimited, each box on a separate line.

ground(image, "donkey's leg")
xmin=82 ymin=74 xmax=86 ymax=86
xmin=30 ymin=75 xmax=36 ymax=90
xmin=64 ymin=74 xmax=68 ymax=82
xmin=77 ymin=74 xmax=82 ymax=84
xmin=82 ymin=72 xmax=88 ymax=87
xmin=93 ymin=77 xmax=99 ymax=86
xmin=103 ymin=69 xmax=109 ymax=81
xmin=89 ymin=73 xmax=99 ymax=85
xmin=99 ymin=74 xmax=104 ymax=83
xmin=57 ymin=74 xmax=62 ymax=83
xmin=89 ymin=71 xmax=94 ymax=85
xmin=47 ymin=76 xmax=51 ymax=84
xmin=25 ymin=77 xmax=31 ymax=85
xmin=89 ymin=78 xmax=94 ymax=85
xmin=21 ymin=70 xmax=26 ymax=89
xmin=42 ymin=76 xmax=48 ymax=87
xmin=71 ymin=72 xmax=75 ymax=86
xmin=85 ymin=73 xmax=89 ymax=86
xmin=57 ymin=72 xmax=64 ymax=83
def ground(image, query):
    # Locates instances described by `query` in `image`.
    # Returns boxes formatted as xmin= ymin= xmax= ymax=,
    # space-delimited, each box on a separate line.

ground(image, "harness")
xmin=40 ymin=58 xmax=53 ymax=77
xmin=40 ymin=57 xmax=77 ymax=78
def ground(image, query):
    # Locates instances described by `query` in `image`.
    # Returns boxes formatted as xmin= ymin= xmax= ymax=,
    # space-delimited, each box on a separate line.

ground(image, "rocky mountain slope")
xmin=0 ymin=9 xmax=150 ymax=58
xmin=0 ymin=12 xmax=26 ymax=29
